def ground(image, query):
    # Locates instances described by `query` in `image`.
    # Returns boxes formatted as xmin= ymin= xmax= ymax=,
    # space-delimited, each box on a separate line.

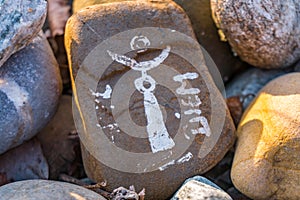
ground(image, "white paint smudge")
xmin=184 ymin=109 xmax=202 ymax=115
xmin=177 ymin=152 xmax=193 ymax=164
xmin=190 ymin=116 xmax=211 ymax=137
xmin=173 ymin=72 xmax=200 ymax=95
xmin=110 ymin=105 xmax=115 ymax=109
xmin=111 ymin=135 xmax=115 ymax=143
xmin=159 ymin=160 xmax=175 ymax=171
xmin=175 ymin=112 xmax=181 ymax=119
xmin=181 ymin=95 xmax=202 ymax=107
xmin=143 ymin=89 xmax=175 ymax=153
xmin=158 ymin=152 xmax=193 ymax=171
xmin=90 ymin=84 xmax=112 ymax=99
xmin=108 ymin=45 xmax=175 ymax=153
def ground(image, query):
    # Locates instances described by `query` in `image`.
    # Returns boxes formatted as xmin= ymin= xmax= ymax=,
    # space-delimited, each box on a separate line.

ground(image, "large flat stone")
xmin=0 ymin=32 xmax=62 ymax=155
xmin=0 ymin=0 xmax=47 ymax=67
xmin=65 ymin=1 xmax=235 ymax=199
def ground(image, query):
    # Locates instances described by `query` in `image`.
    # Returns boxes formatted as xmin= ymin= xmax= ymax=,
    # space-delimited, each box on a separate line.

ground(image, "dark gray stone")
xmin=0 ymin=138 xmax=49 ymax=181
xmin=171 ymin=175 xmax=232 ymax=200
xmin=226 ymin=68 xmax=290 ymax=110
xmin=0 ymin=0 xmax=47 ymax=67
xmin=0 ymin=32 xmax=62 ymax=155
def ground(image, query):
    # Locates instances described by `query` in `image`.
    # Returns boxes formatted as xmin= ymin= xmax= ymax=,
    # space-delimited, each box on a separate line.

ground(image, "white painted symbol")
xmin=107 ymin=44 xmax=175 ymax=153
xmin=173 ymin=72 xmax=211 ymax=137
xmin=90 ymin=84 xmax=112 ymax=99
xmin=130 ymin=35 xmax=151 ymax=52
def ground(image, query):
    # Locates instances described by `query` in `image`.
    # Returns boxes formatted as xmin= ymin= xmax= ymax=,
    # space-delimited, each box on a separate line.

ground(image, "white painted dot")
xmin=175 ymin=112 xmax=181 ymax=119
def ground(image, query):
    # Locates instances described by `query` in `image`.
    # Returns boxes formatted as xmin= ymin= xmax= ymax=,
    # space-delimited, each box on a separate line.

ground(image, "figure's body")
xmin=107 ymin=46 xmax=175 ymax=153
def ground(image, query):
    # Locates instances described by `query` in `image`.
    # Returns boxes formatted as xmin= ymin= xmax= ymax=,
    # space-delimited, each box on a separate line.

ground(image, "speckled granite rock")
xmin=65 ymin=1 xmax=235 ymax=199
xmin=171 ymin=176 xmax=232 ymax=200
xmin=0 ymin=180 xmax=106 ymax=200
xmin=232 ymin=73 xmax=300 ymax=200
xmin=0 ymin=138 xmax=48 ymax=181
xmin=0 ymin=0 xmax=47 ymax=67
xmin=211 ymin=0 xmax=300 ymax=68
xmin=0 ymin=32 xmax=62 ymax=155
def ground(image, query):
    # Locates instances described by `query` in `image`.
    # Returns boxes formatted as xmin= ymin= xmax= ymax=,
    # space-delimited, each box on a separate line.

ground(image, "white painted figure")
xmin=107 ymin=43 xmax=175 ymax=153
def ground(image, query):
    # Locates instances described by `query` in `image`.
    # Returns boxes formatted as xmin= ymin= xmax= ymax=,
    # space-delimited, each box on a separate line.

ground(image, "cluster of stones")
xmin=0 ymin=0 xmax=299 ymax=199
xmin=215 ymin=1 xmax=300 ymax=199
xmin=0 ymin=0 xmax=61 ymax=182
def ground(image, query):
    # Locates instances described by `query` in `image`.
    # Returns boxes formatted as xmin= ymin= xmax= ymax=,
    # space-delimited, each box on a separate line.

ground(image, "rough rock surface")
xmin=66 ymin=1 xmax=235 ymax=199
xmin=0 ymin=0 xmax=47 ymax=67
xmin=211 ymin=0 xmax=300 ymax=69
xmin=0 ymin=138 xmax=48 ymax=182
xmin=0 ymin=32 xmax=62 ymax=155
xmin=171 ymin=176 xmax=232 ymax=200
xmin=232 ymin=73 xmax=300 ymax=200
xmin=0 ymin=180 xmax=106 ymax=200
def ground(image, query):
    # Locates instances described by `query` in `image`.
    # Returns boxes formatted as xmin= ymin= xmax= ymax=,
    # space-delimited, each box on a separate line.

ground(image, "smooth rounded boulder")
xmin=232 ymin=73 xmax=300 ymax=200
xmin=0 ymin=32 xmax=62 ymax=154
xmin=0 ymin=180 xmax=106 ymax=200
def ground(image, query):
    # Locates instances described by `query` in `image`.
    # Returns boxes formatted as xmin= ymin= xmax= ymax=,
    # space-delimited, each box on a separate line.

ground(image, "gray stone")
xmin=37 ymin=95 xmax=77 ymax=179
xmin=0 ymin=32 xmax=62 ymax=155
xmin=0 ymin=138 xmax=49 ymax=181
xmin=171 ymin=175 xmax=232 ymax=200
xmin=0 ymin=0 xmax=47 ymax=67
xmin=0 ymin=180 xmax=106 ymax=200
xmin=226 ymin=67 xmax=290 ymax=110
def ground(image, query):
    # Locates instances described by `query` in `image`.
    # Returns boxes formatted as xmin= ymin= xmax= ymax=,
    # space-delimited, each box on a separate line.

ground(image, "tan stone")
xmin=232 ymin=73 xmax=300 ymax=200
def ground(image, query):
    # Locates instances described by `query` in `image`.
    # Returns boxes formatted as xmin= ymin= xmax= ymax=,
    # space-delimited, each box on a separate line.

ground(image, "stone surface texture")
xmin=232 ymin=73 xmax=300 ymax=200
xmin=73 ymin=0 xmax=247 ymax=82
xmin=0 ymin=32 xmax=62 ymax=155
xmin=0 ymin=0 xmax=47 ymax=67
xmin=37 ymin=95 xmax=77 ymax=179
xmin=66 ymin=1 xmax=235 ymax=199
xmin=0 ymin=180 xmax=106 ymax=200
xmin=211 ymin=0 xmax=300 ymax=69
xmin=171 ymin=176 xmax=232 ymax=200
xmin=0 ymin=138 xmax=49 ymax=181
